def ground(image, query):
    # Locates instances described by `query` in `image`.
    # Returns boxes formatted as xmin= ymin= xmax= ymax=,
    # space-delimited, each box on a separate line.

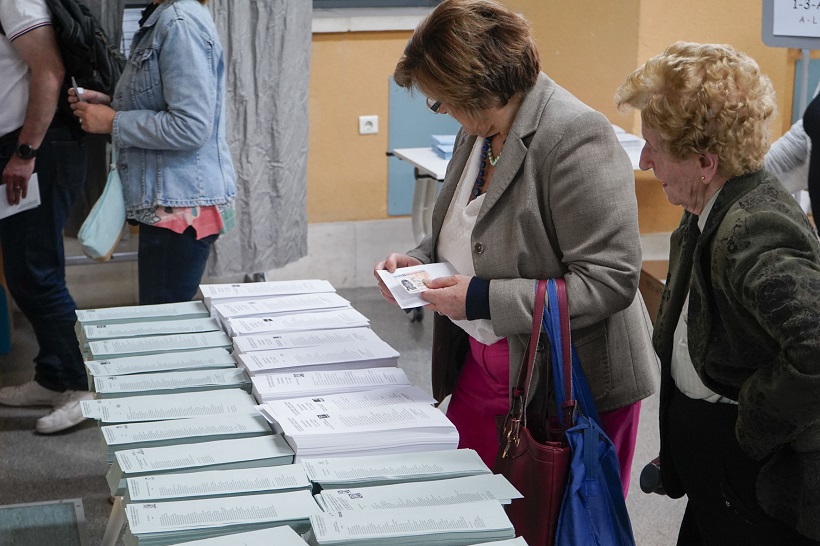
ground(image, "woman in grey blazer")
xmin=617 ymin=42 xmax=820 ymax=543
xmin=374 ymin=0 xmax=658 ymax=492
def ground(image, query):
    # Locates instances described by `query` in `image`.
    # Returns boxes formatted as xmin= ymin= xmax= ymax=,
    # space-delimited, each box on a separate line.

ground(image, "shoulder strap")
xmin=506 ymin=279 xmax=547 ymax=430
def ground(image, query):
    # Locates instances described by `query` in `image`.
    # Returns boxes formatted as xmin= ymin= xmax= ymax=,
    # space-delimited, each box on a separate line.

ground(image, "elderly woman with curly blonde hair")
xmin=617 ymin=41 xmax=820 ymax=544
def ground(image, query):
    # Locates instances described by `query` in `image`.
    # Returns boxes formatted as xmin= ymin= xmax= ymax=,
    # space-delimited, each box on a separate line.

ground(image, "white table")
xmin=392 ymin=147 xmax=450 ymax=245
xmin=393 ymin=133 xmax=640 ymax=246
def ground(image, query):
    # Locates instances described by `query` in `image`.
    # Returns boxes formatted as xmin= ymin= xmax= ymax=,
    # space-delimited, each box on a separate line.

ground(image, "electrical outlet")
xmin=359 ymin=115 xmax=379 ymax=135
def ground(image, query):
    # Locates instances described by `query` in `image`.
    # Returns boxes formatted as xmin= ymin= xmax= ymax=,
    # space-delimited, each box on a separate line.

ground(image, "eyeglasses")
xmin=426 ymin=97 xmax=442 ymax=114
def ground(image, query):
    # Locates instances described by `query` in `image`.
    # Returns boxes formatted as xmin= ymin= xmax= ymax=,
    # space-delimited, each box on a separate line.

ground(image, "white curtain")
xmin=206 ymin=0 xmax=311 ymax=278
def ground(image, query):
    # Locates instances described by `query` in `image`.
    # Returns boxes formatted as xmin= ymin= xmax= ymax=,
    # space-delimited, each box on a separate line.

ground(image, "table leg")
xmin=101 ymin=496 xmax=124 ymax=546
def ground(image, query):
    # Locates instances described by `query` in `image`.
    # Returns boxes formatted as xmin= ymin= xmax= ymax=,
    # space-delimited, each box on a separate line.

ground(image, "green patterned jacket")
xmin=653 ymin=169 xmax=820 ymax=540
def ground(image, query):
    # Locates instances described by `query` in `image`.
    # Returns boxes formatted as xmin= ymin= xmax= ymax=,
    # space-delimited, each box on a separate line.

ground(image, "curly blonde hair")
xmin=615 ymin=41 xmax=776 ymax=178
xmin=394 ymin=0 xmax=540 ymax=116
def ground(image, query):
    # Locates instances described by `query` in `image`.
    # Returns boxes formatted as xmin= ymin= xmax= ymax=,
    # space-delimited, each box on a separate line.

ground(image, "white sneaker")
xmin=0 ymin=380 xmax=64 ymax=407
xmin=35 ymin=391 xmax=94 ymax=434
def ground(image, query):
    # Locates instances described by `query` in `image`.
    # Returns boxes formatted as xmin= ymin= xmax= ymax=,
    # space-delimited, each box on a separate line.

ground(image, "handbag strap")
xmin=500 ymin=279 xmax=546 ymax=458
xmin=546 ymin=278 xmax=603 ymax=427
xmin=513 ymin=279 xmax=547 ymax=404
xmin=546 ymin=279 xmax=576 ymax=429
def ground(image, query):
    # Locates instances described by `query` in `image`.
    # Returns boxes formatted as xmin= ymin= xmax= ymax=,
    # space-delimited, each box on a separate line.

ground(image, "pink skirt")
xmin=445 ymin=336 xmax=640 ymax=495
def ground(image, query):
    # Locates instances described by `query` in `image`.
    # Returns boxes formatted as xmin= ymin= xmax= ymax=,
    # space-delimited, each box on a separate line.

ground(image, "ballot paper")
xmin=123 ymin=490 xmax=321 ymax=544
xmin=301 ymin=449 xmax=490 ymax=490
xmin=226 ymin=309 xmax=369 ymax=337
xmin=376 ymin=262 xmax=458 ymax=309
xmin=314 ymin=474 xmax=522 ymax=512
xmin=251 ymin=368 xmax=411 ymax=403
xmin=108 ymin=435 xmax=295 ymax=496
xmin=470 ymin=539 xmax=529 ymax=546
xmin=87 ymin=331 xmax=232 ymax=360
xmin=125 ymin=464 xmax=311 ymax=502
xmin=76 ymin=300 xmax=209 ymax=329
xmin=0 ymin=174 xmax=40 ymax=219
xmin=236 ymin=340 xmax=399 ymax=376
xmin=198 ymin=279 xmax=336 ymax=312
xmin=305 ymin=500 xmax=515 ymax=546
xmin=85 ymin=349 xmax=236 ymax=385
xmin=93 ymin=368 xmax=251 ymax=398
xmin=100 ymin=413 xmax=272 ymax=464
xmin=232 ymin=327 xmax=382 ymax=354
xmin=256 ymin=386 xmax=437 ymax=428
xmin=162 ymin=526 xmax=307 ymax=546
xmin=80 ymin=388 xmax=257 ymax=423
xmin=256 ymin=387 xmax=457 ymax=460
xmin=212 ymin=293 xmax=351 ymax=326
xmin=79 ymin=317 xmax=221 ymax=347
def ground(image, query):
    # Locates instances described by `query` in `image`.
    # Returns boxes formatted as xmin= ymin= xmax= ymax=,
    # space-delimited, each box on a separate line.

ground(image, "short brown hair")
xmin=615 ymin=41 xmax=776 ymax=178
xmin=394 ymin=0 xmax=540 ymax=115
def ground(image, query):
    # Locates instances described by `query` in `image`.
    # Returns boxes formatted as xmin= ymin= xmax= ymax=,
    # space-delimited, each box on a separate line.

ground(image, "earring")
xmin=701 ymin=175 xmax=705 ymax=181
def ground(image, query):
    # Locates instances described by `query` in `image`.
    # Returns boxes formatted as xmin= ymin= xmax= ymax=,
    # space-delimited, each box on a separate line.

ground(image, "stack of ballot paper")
xmin=198 ymin=279 xmax=336 ymax=313
xmin=301 ymin=449 xmax=491 ymax=490
xmin=81 ymin=388 xmax=258 ymax=424
xmin=93 ymin=368 xmax=251 ymax=398
xmin=612 ymin=124 xmax=645 ymax=170
xmin=164 ymin=526 xmax=308 ymax=546
xmin=107 ymin=435 xmax=295 ymax=496
xmin=226 ymin=309 xmax=370 ymax=337
xmin=236 ymin=339 xmax=399 ymax=376
xmin=85 ymin=348 xmax=236 ymax=390
xmin=232 ymin=327 xmax=383 ymax=355
xmin=78 ymin=317 xmax=222 ymax=349
xmin=86 ymin=330 xmax=232 ymax=360
xmin=432 ymin=134 xmax=456 ymax=160
xmin=124 ymin=464 xmax=311 ymax=503
xmin=212 ymin=293 xmax=352 ymax=328
xmin=470 ymin=537 xmax=527 ymax=546
xmin=313 ymin=474 xmax=522 ymax=512
xmin=251 ymin=368 xmax=411 ymax=403
xmin=100 ymin=413 xmax=273 ymax=465
xmin=305 ymin=500 xmax=515 ymax=546
xmin=256 ymin=387 xmax=458 ymax=460
xmin=76 ymin=301 xmax=210 ymax=333
xmin=121 ymin=490 xmax=321 ymax=546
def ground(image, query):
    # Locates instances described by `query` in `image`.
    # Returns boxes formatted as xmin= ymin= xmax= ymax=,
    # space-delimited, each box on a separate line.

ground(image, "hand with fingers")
xmin=374 ymin=253 xmax=423 ymax=305
xmin=419 ymin=274 xmax=472 ymax=320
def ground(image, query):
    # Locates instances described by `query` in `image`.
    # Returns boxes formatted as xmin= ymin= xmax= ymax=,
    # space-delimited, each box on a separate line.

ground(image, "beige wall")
xmin=307 ymin=0 xmax=796 ymax=224
xmin=309 ymin=32 xmax=410 ymax=223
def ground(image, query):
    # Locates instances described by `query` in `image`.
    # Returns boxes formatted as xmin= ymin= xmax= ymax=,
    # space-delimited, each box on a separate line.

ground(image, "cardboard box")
xmin=639 ymin=260 xmax=668 ymax=326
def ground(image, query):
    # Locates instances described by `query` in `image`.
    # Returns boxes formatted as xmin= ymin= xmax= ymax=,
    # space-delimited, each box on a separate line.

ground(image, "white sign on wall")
xmin=773 ymin=0 xmax=820 ymax=38
xmin=763 ymin=0 xmax=820 ymax=48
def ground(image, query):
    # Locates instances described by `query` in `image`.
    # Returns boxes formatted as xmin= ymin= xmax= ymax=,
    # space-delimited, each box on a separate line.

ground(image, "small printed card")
xmin=376 ymin=262 xmax=458 ymax=309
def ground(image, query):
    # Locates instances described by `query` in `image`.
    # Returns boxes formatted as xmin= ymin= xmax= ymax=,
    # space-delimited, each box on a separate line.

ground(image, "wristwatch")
xmin=14 ymin=143 xmax=38 ymax=160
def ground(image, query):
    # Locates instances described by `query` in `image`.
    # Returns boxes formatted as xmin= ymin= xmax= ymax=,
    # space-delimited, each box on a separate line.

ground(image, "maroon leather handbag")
xmin=493 ymin=279 xmax=572 ymax=546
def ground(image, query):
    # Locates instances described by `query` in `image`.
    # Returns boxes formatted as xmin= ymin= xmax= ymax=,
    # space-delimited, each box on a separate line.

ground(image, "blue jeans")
xmin=137 ymin=223 xmax=217 ymax=305
xmin=0 ymin=126 xmax=87 ymax=392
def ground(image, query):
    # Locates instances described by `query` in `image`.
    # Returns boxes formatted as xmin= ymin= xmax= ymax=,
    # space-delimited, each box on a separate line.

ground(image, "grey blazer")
xmin=407 ymin=73 xmax=659 ymax=412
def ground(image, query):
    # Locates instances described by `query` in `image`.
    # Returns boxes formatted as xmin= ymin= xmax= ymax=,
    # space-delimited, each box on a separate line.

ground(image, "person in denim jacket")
xmin=70 ymin=0 xmax=236 ymax=304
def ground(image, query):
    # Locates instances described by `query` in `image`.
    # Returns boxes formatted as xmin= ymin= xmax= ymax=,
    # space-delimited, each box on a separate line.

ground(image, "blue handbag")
xmin=543 ymin=279 xmax=636 ymax=546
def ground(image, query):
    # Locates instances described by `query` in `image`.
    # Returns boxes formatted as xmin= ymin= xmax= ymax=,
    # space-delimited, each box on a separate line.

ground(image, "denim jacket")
xmin=111 ymin=0 xmax=236 ymax=212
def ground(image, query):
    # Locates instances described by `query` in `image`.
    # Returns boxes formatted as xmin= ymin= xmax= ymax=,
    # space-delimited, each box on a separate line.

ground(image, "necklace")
xmin=487 ymin=139 xmax=500 ymax=166
xmin=471 ymin=138 xmax=492 ymax=201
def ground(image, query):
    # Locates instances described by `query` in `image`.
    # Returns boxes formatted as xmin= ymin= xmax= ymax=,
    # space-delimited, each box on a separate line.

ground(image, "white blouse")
xmin=437 ymin=138 xmax=502 ymax=346
xmin=671 ymin=188 xmax=735 ymax=404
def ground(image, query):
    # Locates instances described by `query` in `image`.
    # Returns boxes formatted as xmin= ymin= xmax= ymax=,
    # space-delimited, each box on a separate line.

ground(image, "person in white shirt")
xmin=0 ymin=0 xmax=92 ymax=434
